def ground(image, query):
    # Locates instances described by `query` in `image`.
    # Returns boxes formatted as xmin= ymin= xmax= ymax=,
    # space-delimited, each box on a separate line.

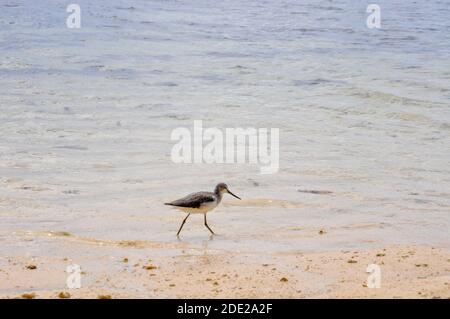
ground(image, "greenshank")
xmin=165 ymin=183 xmax=241 ymax=236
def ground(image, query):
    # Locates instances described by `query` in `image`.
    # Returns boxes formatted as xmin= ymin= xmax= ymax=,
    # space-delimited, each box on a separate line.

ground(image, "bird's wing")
xmin=165 ymin=192 xmax=215 ymax=208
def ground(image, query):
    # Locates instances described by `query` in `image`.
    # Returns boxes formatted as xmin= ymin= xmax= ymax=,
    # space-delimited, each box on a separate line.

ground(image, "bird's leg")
xmin=177 ymin=213 xmax=190 ymax=236
xmin=204 ymin=214 xmax=215 ymax=235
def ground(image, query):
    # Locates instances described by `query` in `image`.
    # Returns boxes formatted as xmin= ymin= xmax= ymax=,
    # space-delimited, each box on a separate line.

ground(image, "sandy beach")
xmin=1 ymin=231 xmax=448 ymax=299
xmin=0 ymin=193 xmax=449 ymax=299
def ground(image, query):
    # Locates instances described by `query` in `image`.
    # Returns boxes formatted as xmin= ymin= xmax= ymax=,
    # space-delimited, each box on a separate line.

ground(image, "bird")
xmin=165 ymin=183 xmax=241 ymax=236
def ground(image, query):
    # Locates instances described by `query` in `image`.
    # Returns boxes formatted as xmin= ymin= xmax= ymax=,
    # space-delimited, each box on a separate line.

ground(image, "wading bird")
xmin=165 ymin=183 xmax=241 ymax=236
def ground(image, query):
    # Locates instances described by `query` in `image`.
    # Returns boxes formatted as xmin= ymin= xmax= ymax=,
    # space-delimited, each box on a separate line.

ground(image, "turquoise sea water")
xmin=0 ymin=1 xmax=449 ymax=257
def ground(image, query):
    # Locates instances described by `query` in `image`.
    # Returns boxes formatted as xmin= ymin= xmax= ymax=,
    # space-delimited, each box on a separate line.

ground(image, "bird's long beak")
xmin=227 ymin=189 xmax=241 ymax=200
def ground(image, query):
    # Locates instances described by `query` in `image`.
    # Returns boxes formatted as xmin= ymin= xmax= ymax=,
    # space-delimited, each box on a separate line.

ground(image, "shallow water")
xmin=0 ymin=1 xmax=449 ymax=257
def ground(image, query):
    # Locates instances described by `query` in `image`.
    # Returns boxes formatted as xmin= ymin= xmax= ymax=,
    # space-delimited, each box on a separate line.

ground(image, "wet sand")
xmin=0 ymin=196 xmax=449 ymax=299
xmin=1 ymin=241 xmax=448 ymax=299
